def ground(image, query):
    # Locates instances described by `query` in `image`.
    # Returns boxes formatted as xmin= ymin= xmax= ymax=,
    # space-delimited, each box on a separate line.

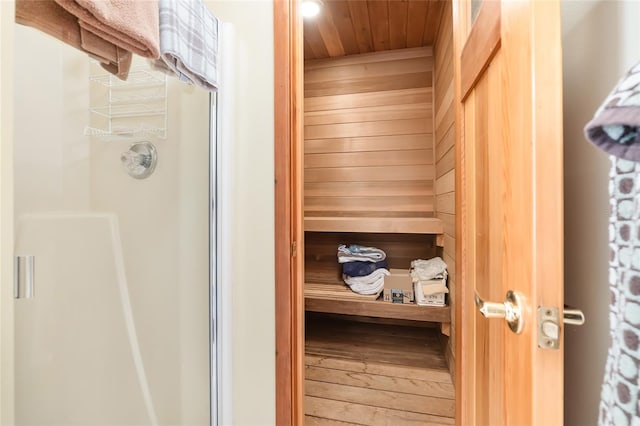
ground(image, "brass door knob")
xmin=474 ymin=290 xmax=524 ymax=334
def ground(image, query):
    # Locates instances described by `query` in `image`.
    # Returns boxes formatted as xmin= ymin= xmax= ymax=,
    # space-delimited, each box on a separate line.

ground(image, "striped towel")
xmin=152 ymin=0 xmax=219 ymax=92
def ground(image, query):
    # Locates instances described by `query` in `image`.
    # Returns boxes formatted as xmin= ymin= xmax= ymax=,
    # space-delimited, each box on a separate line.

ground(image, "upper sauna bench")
xmin=304 ymin=216 xmax=444 ymax=246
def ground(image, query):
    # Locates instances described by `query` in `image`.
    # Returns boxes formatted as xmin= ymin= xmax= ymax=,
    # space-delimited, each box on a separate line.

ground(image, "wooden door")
xmin=453 ymin=1 xmax=564 ymax=425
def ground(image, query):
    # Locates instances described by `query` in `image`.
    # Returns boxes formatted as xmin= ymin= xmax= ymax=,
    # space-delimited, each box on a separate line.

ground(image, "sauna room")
xmin=301 ymin=1 xmax=456 ymax=424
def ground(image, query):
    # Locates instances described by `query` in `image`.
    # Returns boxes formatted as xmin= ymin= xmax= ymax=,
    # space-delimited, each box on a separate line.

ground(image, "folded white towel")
xmin=347 ymin=278 xmax=385 ymax=296
xmin=337 ymin=244 xmax=386 ymax=263
xmin=343 ymin=268 xmax=389 ymax=295
xmin=411 ymin=257 xmax=448 ymax=281
xmin=152 ymin=0 xmax=219 ymax=91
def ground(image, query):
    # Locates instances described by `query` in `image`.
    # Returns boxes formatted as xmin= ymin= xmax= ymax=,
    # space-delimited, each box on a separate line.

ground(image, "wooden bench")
xmin=305 ymin=282 xmax=450 ymax=323
xmin=303 ymin=220 xmax=449 ymax=322
xmin=305 ymin=217 xmax=445 ymax=248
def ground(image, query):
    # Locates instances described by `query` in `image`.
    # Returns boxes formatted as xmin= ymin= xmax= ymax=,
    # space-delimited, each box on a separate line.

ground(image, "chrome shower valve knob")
xmin=121 ymin=141 xmax=157 ymax=179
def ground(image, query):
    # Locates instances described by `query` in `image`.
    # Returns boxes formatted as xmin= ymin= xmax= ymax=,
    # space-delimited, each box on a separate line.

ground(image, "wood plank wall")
xmin=304 ymin=47 xmax=435 ymax=219
xmin=433 ymin=1 xmax=456 ymax=371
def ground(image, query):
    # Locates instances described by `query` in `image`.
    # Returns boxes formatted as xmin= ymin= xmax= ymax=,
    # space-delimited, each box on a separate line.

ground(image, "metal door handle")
xmin=14 ymin=255 xmax=35 ymax=299
xmin=474 ymin=290 xmax=524 ymax=334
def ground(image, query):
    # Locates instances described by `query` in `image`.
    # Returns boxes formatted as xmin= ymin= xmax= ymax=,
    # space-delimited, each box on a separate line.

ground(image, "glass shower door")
xmin=12 ymin=22 xmax=212 ymax=426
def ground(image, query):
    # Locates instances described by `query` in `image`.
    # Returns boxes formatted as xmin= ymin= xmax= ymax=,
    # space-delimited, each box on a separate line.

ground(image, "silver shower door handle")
xmin=14 ymin=255 xmax=35 ymax=299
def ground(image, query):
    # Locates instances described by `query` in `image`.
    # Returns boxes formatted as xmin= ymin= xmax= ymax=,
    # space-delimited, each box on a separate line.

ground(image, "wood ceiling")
xmin=304 ymin=0 xmax=446 ymax=60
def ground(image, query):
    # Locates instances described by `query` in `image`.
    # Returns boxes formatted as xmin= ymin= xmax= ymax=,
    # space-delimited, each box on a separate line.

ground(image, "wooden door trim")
xmin=528 ymin=1 xmax=564 ymax=422
xmin=460 ymin=1 xmax=501 ymax=101
xmin=274 ymin=0 xmax=304 ymax=425
xmin=452 ymin=2 xmax=467 ymax=424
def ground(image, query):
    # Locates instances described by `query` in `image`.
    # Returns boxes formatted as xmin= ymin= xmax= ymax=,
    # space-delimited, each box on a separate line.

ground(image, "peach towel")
xmin=15 ymin=0 xmax=131 ymax=79
xmin=55 ymin=0 xmax=160 ymax=59
xmin=79 ymin=26 xmax=132 ymax=78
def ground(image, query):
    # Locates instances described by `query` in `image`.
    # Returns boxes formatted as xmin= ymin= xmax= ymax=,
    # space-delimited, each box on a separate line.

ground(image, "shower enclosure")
xmin=9 ymin=20 xmax=217 ymax=426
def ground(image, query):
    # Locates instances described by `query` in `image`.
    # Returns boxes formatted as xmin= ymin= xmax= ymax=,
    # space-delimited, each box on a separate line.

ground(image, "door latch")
xmin=538 ymin=305 xmax=585 ymax=349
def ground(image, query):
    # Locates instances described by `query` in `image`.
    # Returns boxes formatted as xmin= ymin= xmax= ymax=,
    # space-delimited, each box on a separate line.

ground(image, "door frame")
xmin=0 ymin=2 xmax=15 ymax=424
xmin=274 ymin=1 xmax=305 ymax=425
xmin=451 ymin=0 xmax=465 ymax=423
xmin=273 ymin=1 xmax=464 ymax=424
xmin=275 ymin=0 xmax=564 ymax=423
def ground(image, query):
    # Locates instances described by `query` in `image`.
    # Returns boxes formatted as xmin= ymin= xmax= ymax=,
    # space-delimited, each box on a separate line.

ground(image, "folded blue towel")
xmin=342 ymin=260 xmax=388 ymax=278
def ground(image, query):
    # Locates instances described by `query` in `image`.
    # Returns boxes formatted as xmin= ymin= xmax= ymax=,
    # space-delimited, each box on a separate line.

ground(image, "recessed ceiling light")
xmin=301 ymin=0 xmax=321 ymax=18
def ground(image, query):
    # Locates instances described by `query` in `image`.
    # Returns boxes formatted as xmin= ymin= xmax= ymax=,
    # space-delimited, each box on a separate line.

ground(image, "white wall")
xmin=206 ymin=1 xmax=275 ymax=425
xmin=562 ymin=1 xmax=640 ymax=424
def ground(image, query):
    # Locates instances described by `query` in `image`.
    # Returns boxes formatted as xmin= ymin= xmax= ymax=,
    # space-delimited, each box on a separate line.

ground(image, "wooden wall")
xmin=433 ymin=1 xmax=455 ymax=369
xmin=304 ymin=47 xmax=435 ymax=220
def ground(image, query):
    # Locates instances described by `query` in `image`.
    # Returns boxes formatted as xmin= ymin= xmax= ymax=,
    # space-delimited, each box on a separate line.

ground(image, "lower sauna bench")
xmin=304 ymin=231 xmax=451 ymax=323
xmin=304 ymin=313 xmax=454 ymax=426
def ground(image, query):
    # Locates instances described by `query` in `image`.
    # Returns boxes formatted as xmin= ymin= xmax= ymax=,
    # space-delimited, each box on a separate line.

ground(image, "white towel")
xmin=411 ymin=257 xmax=448 ymax=281
xmin=337 ymin=244 xmax=386 ymax=263
xmin=343 ymin=268 xmax=389 ymax=295
xmin=152 ymin=0 xmax=219 ymax=91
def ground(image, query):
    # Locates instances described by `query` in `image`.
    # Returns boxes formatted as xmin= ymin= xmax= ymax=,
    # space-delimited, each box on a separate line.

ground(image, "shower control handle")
xmin=121 ymin=151 xmax=152 ymax=169
xmin=121 ymin=142 xmax=157 ymax=179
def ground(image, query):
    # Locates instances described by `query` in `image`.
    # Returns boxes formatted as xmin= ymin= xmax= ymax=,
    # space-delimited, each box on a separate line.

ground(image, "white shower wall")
xmin=14 ymin=26 xmax=90 ymax=218
xmin=14 ymin=25 xmax=210 ymax=426
xmin=89 ymin=58 xmax=211 ymax=425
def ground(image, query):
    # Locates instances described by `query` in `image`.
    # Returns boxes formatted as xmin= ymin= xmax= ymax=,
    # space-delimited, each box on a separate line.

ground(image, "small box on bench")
xmin=383 ymin=269 xmax=414 ymax=304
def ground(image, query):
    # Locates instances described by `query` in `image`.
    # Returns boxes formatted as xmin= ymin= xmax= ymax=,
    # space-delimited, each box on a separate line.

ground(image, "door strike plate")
xmin=538 ymin=306 xmax=560 ymax=349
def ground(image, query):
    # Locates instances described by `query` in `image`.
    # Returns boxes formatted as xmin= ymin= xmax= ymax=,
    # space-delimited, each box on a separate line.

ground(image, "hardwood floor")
xmin=305 ymin=315 xmax=455 ymax=425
